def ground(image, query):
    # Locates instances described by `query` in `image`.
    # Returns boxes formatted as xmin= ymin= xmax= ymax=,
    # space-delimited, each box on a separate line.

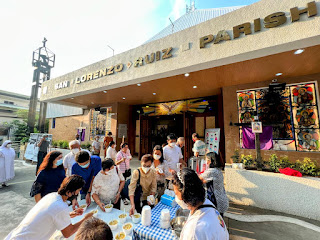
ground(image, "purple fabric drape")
xmin=242 ymin=126 xmax=273 ymax=150
xmin=77 ymin=129 xmax=86 ymax=141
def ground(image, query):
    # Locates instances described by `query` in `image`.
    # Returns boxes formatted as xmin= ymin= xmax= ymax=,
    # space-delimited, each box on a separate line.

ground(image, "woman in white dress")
xmin=92 ymin=158 xmax=125 ymax=210
xmin=0 ymin=140 xmax=15 ymax=187
xmin=106 ymin=141 xmax=117 ymax=162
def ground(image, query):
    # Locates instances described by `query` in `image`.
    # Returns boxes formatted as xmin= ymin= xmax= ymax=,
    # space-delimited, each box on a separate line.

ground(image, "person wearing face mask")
xmin=199 ymin=152 xmax=229 ymax=217
xmin=63 ymin=140 xmax=90 ymax=177
xmin=36 ymin=135 xmax=50 ymax=174
xmin=92 ymin=159 xmax=125 ymax=210
xmin=30 ymin=151 xmax=66 ymax=203
xmin=6 ymin=175 xmax=94 ymax=240
xmin=129 ymin=154 xmax=157 ymax=215
xmin=106 ymin=141 xmax=117 ymax=162
xmin=163 ymin=133 xmax=185 ymax=173
xmin=0 ymin=140 xmax=15 ymax=187
xmin=172 ymin=168 xmax=229 ymax=240
xmin=150 ymin=145 xmax=169 ymax=201
xmin=72 ymin=151 xmax=101 ymax=206
xmin=92 ymin=136 xmax=101 ymax=156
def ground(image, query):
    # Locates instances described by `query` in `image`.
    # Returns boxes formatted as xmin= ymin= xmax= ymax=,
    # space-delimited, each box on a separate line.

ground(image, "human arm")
xmin=129 ymin=170 xmax=139 ymax=215
xmin=150 ymin=171 xmax=157 ymax=196
xmin=115 ymin=152 xmax=125 ymax=165
xmin=92 ymin=193 xmax=105 ymax=211
xmin=86 ymin=176 xmax=95 ymax=206
xmin=34 ymin=193 xmax=41 ymax=203
xmin=115 ymin=172 xmax=125 ymax=204
xmin=60 ymin=212 xmax=94 ymax=238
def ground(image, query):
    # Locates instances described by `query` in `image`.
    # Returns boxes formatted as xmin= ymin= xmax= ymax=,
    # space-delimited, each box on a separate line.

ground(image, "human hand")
xmin=99 ymin=202 xmax=105 ymax=212
xmin=86 ymin=194 xmax=91 ymax=206
xmin=129 ymin=205 xmax=135 ymax=216
xmin=69 ymin=208 xmax=84 ymax=218
xmin=72 ymin=199 xmax=79 ymax=210
xmin=114 ymin=193 xmax=120 ymax=204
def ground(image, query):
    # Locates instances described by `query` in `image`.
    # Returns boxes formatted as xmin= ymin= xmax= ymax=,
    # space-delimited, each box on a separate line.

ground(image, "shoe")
xmin=123 ymin=199 xmax=129 ymax=205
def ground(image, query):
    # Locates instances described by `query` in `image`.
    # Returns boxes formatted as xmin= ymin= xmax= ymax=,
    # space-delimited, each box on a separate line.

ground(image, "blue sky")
xmin=0 ymin=0 xmax=259 ymax=95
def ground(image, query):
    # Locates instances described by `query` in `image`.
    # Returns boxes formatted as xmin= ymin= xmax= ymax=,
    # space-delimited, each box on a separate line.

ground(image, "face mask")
xmin=175 ymin=196 xmax=189 ymax=209
xmin=56 ymin=159 xmax=63 ymax=166
xmin=6 ymin=144 xmax=12 ymax=148
xmin=142 ymin=167 xmax=150 ymax=174
xmin=153 ymin=154 xmax=161 ymax=160
xmin=67 ymin=193 xmax=78 ymax=202
xmin=71 ymin=148 xmax=80 ymax=155
xmin=80 ymin=161 xmax=90 ymax=168
xmin=169 ymin=142 xmax=176 ymax=148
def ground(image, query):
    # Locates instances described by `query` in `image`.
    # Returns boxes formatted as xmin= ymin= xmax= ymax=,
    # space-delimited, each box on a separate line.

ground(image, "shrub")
xmin=241 ymin=154 xmax=255 ymax=167
xmin=269 ymin=154 xmax=291 ymax=172
xmin=61 ymin=141 xmax=69 ymax=149
xmin=231 ymin=149 xmax=240 ymax=163
xmin=81 ymin=142 xmax=92 ymax=150
xmin=295 ymin=158 xmax=320 ymax=177
xmin=51 ymin=140 xmax=58 ymax=148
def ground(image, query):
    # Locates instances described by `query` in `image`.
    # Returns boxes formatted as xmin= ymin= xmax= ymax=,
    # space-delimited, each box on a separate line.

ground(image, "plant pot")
xmin=232 ymin=163 xmax=244 ymax=169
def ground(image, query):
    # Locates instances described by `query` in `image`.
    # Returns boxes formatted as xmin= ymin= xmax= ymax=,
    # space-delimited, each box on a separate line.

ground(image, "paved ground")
xmin=1 ymin=158 xmax=319 ymax=240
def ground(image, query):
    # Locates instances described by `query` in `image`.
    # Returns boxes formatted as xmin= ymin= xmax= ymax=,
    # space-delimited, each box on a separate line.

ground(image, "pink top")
xmin=116 ymin=149 xmax=131 ymax=173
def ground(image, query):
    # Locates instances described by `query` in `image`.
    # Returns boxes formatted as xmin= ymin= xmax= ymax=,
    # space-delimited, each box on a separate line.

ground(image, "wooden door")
xmin=139 ymin=115 xmax=151 ymax=159
xmin=183 ymin=112 xmax=195 ymax=164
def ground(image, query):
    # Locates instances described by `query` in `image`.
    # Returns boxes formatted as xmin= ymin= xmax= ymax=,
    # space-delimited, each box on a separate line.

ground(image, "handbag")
xmin=30 ymin=181 xmax=43 ymax=197
xmin=206 ymin=180 xmax=217 ymax=208
xmin=121 ymin=169 xmax=142 ymax=202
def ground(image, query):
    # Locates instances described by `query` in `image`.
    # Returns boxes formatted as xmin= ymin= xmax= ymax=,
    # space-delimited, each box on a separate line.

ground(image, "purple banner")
xmin=242 ymin=126 xmax=273 ymax=150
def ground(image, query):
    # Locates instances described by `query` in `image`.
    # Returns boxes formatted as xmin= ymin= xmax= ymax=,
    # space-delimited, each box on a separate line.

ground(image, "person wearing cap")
xmin=0 ymin=140 xmax=15 ymax=187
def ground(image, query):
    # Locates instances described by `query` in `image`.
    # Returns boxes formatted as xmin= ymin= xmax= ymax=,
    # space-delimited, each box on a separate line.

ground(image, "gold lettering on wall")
xmin=99 ymin=69 xmax=107 ymax=77
xmin=107 ymin=66 xmax=114 ymax=75
xmin=162 ymin=47 xmax=173 ymax=59
xmin=233 ymin=23 xmax=252 ymax=39
xmin=200 ymin=34 xmax=214 ymax=48
xmin=93 ymin=71 xmax=99 ymax=79
xmin=290 ymin=1 xmax=317 ymax=22
xmin=87 ymin=73 xmax=93 ymax=81
xmin=254 ymin=18 xmax=261 ymax=32
xmin=115 ymin=63 xmax=124 ymax=72
xmin=145 ymin=53 xmax=155 ymax=64
xmin=156 ymin=51 xmax=161 ymax=61
xmin=80 ymin=75 xmax=86 ymax=83
xmin=214 ymin=30 xmax=231 ymax=44
xmin=264 ymin=12 xmax=287 ymax=28
xmin=134 ymin=57 xmax=144 ymax=67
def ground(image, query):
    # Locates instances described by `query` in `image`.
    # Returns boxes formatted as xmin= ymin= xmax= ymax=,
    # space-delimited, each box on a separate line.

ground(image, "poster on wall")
xmin=205 ymin=128 xmax=220 ymax=154
xmin=118 ymin=124 xmax=128 ymax=139
xmin=24 ymin=133 xmax=52 ymax=162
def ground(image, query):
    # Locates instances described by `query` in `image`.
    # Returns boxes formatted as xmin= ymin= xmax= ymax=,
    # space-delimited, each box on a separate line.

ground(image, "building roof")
xmin=0 ymin=90 xmax=30 ymax=100
xmin=145 ymin=6 xmax=244 ymax=43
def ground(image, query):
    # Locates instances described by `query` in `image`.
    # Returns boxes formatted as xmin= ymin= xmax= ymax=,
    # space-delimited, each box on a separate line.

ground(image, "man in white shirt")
xmin=92 ymin=136 xmax=101 ymax=156
xmin=163 ymin=133 xmax=185 ymax=172
xmin=192 ymin=133 xmax=206 ymax=157
xmin=63 ymin=140 xmax=81 ymax=177
xmin=5 ymin=175 xmax=94 ymax=240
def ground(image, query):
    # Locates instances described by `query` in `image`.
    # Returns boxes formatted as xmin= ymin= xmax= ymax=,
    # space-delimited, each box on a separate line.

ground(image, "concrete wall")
xmin=225 ymin=167 xmax=320 ymax=221
xmin=223 ymin=73 xmax=320 ymax=165
xmin=49 ymin=110 xmax=91 ymax=142
xmin=41 ymin=0 xmax=320 ymax=103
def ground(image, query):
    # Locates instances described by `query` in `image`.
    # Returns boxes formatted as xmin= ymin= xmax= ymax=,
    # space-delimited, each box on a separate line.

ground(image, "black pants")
xmin=36 ymin=151 xmax=47 ymax=175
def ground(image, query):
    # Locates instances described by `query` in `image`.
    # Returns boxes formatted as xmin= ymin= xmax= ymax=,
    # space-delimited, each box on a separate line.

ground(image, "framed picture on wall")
xmin=252 ymin=122 xmax=263 ymax=133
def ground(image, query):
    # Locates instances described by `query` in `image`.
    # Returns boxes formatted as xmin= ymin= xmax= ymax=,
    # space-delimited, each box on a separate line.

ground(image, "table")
xmin=50 ymin=200 xmax=136 ymax=240
xmin=133 ymin=202 xmax=180 ymax=240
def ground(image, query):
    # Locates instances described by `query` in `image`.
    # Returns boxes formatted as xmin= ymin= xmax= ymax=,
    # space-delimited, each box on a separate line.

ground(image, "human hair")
xmin=141 ymin=154 xmax=153 ymax=163
xmin=121 ymin=142 xmax=128 ymax=149
xmin=108 ymin=141 xmax=115 ymax=148
xmin=69 ymin=140 xmax=80 ymax=149
xmin=172 ymin=168 xmax=205 ymax=207
xmin=177 ymin=137 xmax=185 ymax=142
xmin=162 ymin=143 xmax=167 ymax=148
xmin=37 ymin=151 xmax=63 ymax=175
xmin=107 ymin=132 xmax=112 ymax=136
xmin=206 ymin=152 xmax=221 ymax=168
xmin=75 ymin=217 xmax=113 ymax=240
xmin=192 ymin=133 xmax=199 ymax=139
xmin=58 ymin=175 xmax=85 ymax=196
xmin=153 ymin=145 xmax=164 ymax=163
xmin=167 ymin=133 xmax=177 ymax=141
xmin=75 ymin=151 xmax=90 ymax=163
xmin=101 ymin=159 xmax=115 ymax=171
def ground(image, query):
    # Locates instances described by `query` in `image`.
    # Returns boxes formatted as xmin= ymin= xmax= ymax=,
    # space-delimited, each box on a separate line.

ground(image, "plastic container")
xmin=141 ymin=205 xmax=151 ymax=226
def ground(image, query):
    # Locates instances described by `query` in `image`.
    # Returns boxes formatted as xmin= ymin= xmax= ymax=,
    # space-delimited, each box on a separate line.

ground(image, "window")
xmin=4 ymin=101 xmax=14 ymax=105
xmin=52 ymin=118 xmax=56 ymax=129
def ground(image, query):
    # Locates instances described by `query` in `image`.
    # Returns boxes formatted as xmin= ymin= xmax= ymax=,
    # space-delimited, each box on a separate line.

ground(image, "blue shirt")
xmin=72 ymin=155 xmax=101 ymax=194
xmin=36 ymin=167 xmax=66 ymax=198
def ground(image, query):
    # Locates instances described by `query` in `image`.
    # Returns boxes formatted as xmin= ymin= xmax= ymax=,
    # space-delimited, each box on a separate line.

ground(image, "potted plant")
xmin=241 ymin=154 xmax=257 ymax=170
xmin=231 ymin=149 xmax=244 ymax=169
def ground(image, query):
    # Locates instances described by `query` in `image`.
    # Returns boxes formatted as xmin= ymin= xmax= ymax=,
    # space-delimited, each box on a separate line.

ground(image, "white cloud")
xmin=166 ymin=0 xmax=186 ymax=24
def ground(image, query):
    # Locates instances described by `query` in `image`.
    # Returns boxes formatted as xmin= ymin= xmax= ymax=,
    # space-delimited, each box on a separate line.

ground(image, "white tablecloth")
xmin=50 ymin=200 xmax=136 ymax=240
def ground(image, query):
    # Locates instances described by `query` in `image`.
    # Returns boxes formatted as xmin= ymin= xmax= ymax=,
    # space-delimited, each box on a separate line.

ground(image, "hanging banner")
xmin=205 ymin=128 xmax=220 ymax=154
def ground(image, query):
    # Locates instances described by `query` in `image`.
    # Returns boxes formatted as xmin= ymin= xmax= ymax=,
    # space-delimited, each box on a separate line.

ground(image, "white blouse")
xmin=92 ymin=167 xmax=124 ymax=203
xmin=106 ymin=146 xmax=117 ymax=161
